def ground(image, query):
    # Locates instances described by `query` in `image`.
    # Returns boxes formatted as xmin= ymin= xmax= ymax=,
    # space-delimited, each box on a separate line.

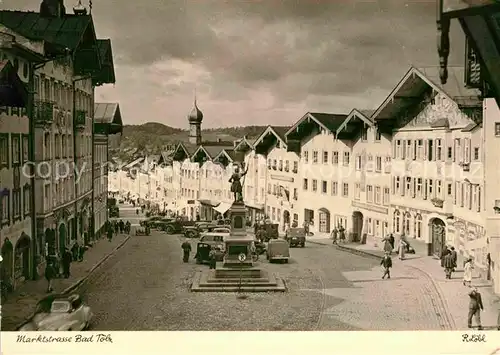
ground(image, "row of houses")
xmin=110 ymin=64 xmax=500 ymax=290
xmin=0 ymin=1 xmax=122 ymax=292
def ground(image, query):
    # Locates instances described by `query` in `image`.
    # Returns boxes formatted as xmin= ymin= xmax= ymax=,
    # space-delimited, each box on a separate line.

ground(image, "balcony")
xmin=34 ymin=100 xmax=54 ymax=126
xmin=75 ymin=110 xmax=86 ymax=129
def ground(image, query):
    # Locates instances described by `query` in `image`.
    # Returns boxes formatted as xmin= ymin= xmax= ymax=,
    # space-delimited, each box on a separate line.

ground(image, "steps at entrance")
xmin=215 ymin=268 xmax=262 ymax=278
xmin=191 ymin=268 xmax=286 ymax=292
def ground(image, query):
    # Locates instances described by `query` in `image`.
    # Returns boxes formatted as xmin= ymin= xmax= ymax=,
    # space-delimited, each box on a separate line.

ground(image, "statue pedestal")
xmin=223 ymin=201 xmax=253 ymax=267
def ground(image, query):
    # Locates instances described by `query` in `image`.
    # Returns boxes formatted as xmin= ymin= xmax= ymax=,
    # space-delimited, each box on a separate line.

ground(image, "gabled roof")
xmin=372 ymin=66 xmax=482 ymax=121
xmin=158 ymin=150 xmax=175 ymax=165
xmin=335 ymin=109 xmax=374 ymax=135
xmin=172 ymin=142 xmax=197 ymax=161
xmin=94 ymin=103 xmax=122 ymax=124
xmin=213 ymin=148 xmax=234 ymax=163
xmin=285 ymin=112 xmax=348 ymax=138
xmin=253 ymin=125 xmax=289 ymax=149
xmin=94 ymin=39 xmax=115 ymax=85
xmin=191 ymin=145 xmax=213 ymax=162
xmin=0 ymin=60 xmax=28 ymax=107
xmin=234 ymin=136 xmax=255 ymax=151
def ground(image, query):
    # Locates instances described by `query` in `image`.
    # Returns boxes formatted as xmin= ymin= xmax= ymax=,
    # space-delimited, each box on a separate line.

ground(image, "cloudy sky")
xmin=2 ymin=0 xmax=465 ymax=128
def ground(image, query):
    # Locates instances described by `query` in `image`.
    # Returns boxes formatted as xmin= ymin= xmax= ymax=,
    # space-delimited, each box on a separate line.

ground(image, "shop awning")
xmin=214 ymin=202 xmax=232 ymax=214
xmin=245 ymin=201 xmax=264 ymax=210
xmin=198 ymin=199 xmax=220 ymax=208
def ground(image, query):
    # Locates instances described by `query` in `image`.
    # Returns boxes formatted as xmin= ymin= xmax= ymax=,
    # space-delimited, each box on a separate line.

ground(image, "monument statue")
xmin=228 ymin=163 xmax=248 ymax=202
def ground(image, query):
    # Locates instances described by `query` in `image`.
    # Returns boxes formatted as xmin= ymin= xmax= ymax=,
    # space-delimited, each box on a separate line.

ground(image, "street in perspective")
xmin=2 ymin=0 xmax=500 ymax=334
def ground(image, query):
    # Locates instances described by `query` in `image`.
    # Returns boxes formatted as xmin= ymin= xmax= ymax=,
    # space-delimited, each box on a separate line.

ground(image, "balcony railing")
xmin=75 ymin=110 xmax=86 ymax=129
xmin=34 ymin=100 xmax=54 ymax=125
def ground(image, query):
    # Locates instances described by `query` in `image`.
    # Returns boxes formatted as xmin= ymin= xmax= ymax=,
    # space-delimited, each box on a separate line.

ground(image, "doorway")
xmin=318 ymin=208 xmax=331 ymax=233
xmin=352 ymin=211 xmax=363 ymax=241
xmin=58 ymin=223 xmax=67 ymax=256
xmin=430 ymin=218 xmax=446 ymax=256
xmin=14 ymin=234 xmax=31 ymax=281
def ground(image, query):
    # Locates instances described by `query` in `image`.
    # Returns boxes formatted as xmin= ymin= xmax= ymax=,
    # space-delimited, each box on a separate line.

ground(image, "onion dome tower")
xmin=188 ymin=92 xmax=203 ymax=145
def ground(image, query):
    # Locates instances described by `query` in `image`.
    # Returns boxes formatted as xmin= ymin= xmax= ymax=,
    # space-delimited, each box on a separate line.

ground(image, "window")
xmin=321 ymin=180 xmax=327 ymax=194
xmin=12 ymin=135 xmax=20 ymax=165
xmin=342 ymin=183 xmax=349 ymax=197
xmin=447 ymin=183 xmax=452 ymax=197
xmin=331 ymin=181 xmax=338 ymax=196
xmin=343 ymin=152 xmax=350 ymax=166
xmin=322 ymin=151 xmax=328 ymax=164
xmin=375 ymin=186 xmax=381 ymax=204
xmin=384 ymin=156 xmax=391 ymax=173
xmin=403 ymin=212 xmax=411 ymax=235
xmin=436 ymin=180 xmax=442 ymax=199
xmin=22 ymin=135 xmax=29 ymax=163
xmin=0 ymin=134 xmax=9 ymax=168
xmin=447 ymin=146 xmax=453 ymax=160
xmin=272 ymin=159 xmax=277 ymax=170
xmin=428 ymin=179 xmax=434 ymax=198
xmin=303 ymin=178 xmax=308 ymax=190
xmin=278 ymin=160 xmax=283 ymax=171
xmin=375 ymin=156 xmax=382 ymax=172
xmin=293 ymin=188 xmax=298 ymax=200
xmin=367 ymin=218 xmax=373 ymax=234
xmin=454 ymin=139 xmax=461 ymax=162
xmin=361 ymin=128 xmax=367 ymax=141
xmin=436 ymin=139 xmax=442 ymax=160
xmin=416 ymin=178 xmax=423 ymax=197
xmin=394 ymin=140 xmax=401 ymax=159
xmin=355 ymin=183 xmax=361 ymax=200
xmin=405 ymin=177 xmax=412 ymax=197
xmin=495 ymin=123 xmax=500 ymax=136
xmin=0 ymin=191 xmax=9 ymax=223
xmin=312 ymin=151 xmax=318 ymax=164
xmin=292 ymin=161 xmax=298 ymax=173
xmin=375 ymin=128 xmax=381 ymax=141
xmin=405 ymin=140 xmax=412 ymax=159
xmin=312 ymin=179 xmax=318 ymax=192
xmin=474 ymin=147 xmax=480 ymax=160
xmin=367 ymin=155 xmax=373 ymax=171
xmin=267 ymin=183 xmax=271 ymax=194
xmin=367 ymin=185 xmax=373 ymax=203
xmin=427 ymin=139 xmax=434 ymax=161
xmin=355 ymin=155 xmax=362 ymax=171
xmin=414 ymin=214 xmax=422 ymax=239
xmin=284 ymin=160 xmax=289 ymax=172
xmin=383 ymin=187 xmax=390 ymax=205
xmin=303 ymin=151 xmax=309 ymax=163
xmin=267 ymin=159 xmax=272 ymax=169
xmin=375 ymin=220 xmax=381 ymax=236
xmin=417 ymin=139 xmax=424 ymax=159
xmin=393 ymin=210 xmax=401 ymax=233
xmin=394 ymin=176 xmax=401 ymax=195
xmin=272 ymin=207 xmax=276 ymax=221
xmin=13 ymin=189 xmax=21 ymax=219
xmin=332 ymin=151 xmax=338 ymax=164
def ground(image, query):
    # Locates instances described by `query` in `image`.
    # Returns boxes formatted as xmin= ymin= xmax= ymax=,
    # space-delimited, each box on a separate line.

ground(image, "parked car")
xmin=266 ymin=239 xmax=290 ymax=263
xmin=212 ymin=227 xmax=230 ymax=234
xmin=184 ymin=222 xmax=217 ymax=238
xmin=19 ymin=294 xmax=93 ymax=331
xmin=195 ymin=242 xmax=224 ymax=263
xmin=160 ymin=216 xmax=196 ymax=234
xmin=285 ymin=227 xmax=306 ymax=247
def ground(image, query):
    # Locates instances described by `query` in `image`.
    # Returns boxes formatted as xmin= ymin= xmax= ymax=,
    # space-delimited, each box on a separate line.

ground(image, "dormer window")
xmin=361 ymin=128 xmax=367 ymax=141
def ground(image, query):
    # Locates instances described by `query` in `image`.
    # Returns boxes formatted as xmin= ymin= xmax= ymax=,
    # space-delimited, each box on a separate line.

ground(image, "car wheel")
xmin=165 ymin=226 xmax=174 ymax=234
xmin=284 ymin=259 xmax=289 ymax=263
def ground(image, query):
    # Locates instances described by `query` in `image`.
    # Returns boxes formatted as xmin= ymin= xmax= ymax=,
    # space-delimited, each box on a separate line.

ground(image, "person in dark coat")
xmin=468 ymin=287 xmax=484 ymax=330
xmin=444 ymin=250 xmax=455 ymax=279
xmin=119 ymin=220 xmax=125 ymax=233
xmin=62 ymin=248 xmax=72 ymax=278
xmin=381 ymin=252 xmax=393 ymax=279
xmin=44 ymin=262 xmax=56 ymax=292
xmin=450 ymin=246 xmax=458 ymax=271
xmin=338 ymin=226 xmax=346 ymax=243
xmin=331 ymin=228 xmax=338 ymax=244
xmin=107 ymin=225 xmax=113 ymax=241
xmin=388 ymin=234 xmax=395 ymax=252
xmin=71 ymin=242 xmax=79 ymax=261
xmin=114 ymin=221 xmax=119 ymax=235
xmin=256 ymin=226 xmax=267 ymax=243
xmin=209 ymin=247 xmax=217 ymax=269
xmin=181 ymin=241 xmax=192 ymax=263
xmin=440 ymin=247 xmax=449 ymax=267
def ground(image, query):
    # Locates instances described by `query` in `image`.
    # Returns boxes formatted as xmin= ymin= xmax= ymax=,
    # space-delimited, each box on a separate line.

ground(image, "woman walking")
xmin=463 ymin=257 xmax=473 ymax=286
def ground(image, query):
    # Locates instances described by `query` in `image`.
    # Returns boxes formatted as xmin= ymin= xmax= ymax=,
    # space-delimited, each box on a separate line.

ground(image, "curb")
xmin=15 ymin=235 xmax=131 ymax=330
xmin=335 ymin=244 xmax=383 ymax=260
xmin=307 ymin=240 xmax=332 ymax=246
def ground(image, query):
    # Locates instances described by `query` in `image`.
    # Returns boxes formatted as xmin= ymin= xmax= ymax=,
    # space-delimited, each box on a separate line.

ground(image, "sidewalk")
xmin=1 ymin=234 xmax=131 ymax=331
xmin=316 ymin=237 xmax=500 ymax=330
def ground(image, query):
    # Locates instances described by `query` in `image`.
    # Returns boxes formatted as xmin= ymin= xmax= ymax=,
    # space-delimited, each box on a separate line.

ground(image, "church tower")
xmin=188 ymin=94 xmax=203 ymax=145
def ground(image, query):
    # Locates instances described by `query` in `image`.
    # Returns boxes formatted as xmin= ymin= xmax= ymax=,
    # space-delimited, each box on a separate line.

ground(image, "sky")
xmin=1 ymin=0 xmax=465 ymax=128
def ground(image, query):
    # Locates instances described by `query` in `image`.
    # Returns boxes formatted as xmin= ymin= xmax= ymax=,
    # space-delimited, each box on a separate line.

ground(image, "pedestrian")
xmin=44 ymin=262 xmax=55 ymax=293
xmin=463 ymin=257 xmax=473 ymax=286
xmin=331 ymin=227 xmax=338 ymax=245
xmin=398 ymin=238 xmax=406 ymax=260
xmin=339 ymin=226 xmax=346 ymax=243
xmin=196 ymin=214 xmax=200 ymax=221
xmin=388 ymin=234 xmax=395 ymax=252
xmin=381 ymin=252 xmax=392 ymax=279
xmin=450 ymin=246 xmax=458 ymax=271
xmin=468 ymin=287 xmax=484 ymax=330
xmin=71 ymin=242 xmax=79 ymax=261
xmin=107 ymin=225 xmax=113 ymax=242
xmin=444 ymin=250 xmax=455 ymax=279
xmin=136 ymin=209 xmax=139 ymax=215
xmin=209 ymin=247 xmax=217 ymax=270
xmin=62 ymin=248 xmax=72 ymax=278
xmin=78 ymin=244 xmax=85 ymax=261
xmin=114 ymin=221 xmax=119 ymax=235
xmin=383 ymin=237 xmax=392 ymax=254
xmin=126 ymin=221 xmax=131 ymax=234
xmin=119 ymin=220 xmax=124 ymax=233
xmin=303 ymin=221 xmax=309 ymax=236
xmin=256 ymin=226 xmax=266 ymax=243
xmin=440 ymin=247 xmax=449 ymax=267
xmin=181 ymin=240 xmax=191 ymax=263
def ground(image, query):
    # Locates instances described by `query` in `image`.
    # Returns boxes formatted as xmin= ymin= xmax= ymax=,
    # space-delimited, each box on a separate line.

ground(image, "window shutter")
xmin=423 ymin=179 xmax=428 ymax=199
xmin=412 ymin=178 xmax=416 ymax=198
xmin=464 ymin=138 xmax=471 ymax=164
xmin=477 ymin=186 xmax=481 ymax=212
xmin=413 ymin=141 xmax=417 ymax=160
xmin=401 ymin=144 xmax=406 ymax=160
xmin=400 ymin=177 xmax=405 ymax=196
xmin=423 ymin=141 xmax=427 ymax=161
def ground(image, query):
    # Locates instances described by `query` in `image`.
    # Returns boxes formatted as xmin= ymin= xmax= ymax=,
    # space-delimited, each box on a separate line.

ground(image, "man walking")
xmin=468 ymin=287 xmax=484 ymax=330
xmin=331 ymin=227 xmax=338 ymax=245
xmin=381 ymin=252 xmax=393 ymax=279
xmin=61 ymin=247 xmax=72 ymax=278
xmin=444 ymin=250 xmax=455 ymax=279
xmin=44 ymin=262 xmax=55 ymax=293
xmin=450 ymin=246 xmax=458 ymax=271
xmin=209 ymin=247 xmax=217 ymax=270
xmin=181 ymin=240 xmax=191 ymax=263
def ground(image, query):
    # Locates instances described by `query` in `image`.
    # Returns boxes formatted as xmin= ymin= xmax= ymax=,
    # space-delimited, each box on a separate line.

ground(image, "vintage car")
xmin=266 ymin=239 xmax=290 ymax=263
xmin=212 ymin=227 xmax=230 ymax=234
xmin=159 ymin=216 xmax=196 ymax=234
xmin=184 ymin=222 xmax=217 ymax=238
xmin=18 ymin=294 xmax=93 ymax=331
xmin=216 ymin=219 xmax=231 ymax=226
xmin=285 ymin=227 xmax=306 ymax=247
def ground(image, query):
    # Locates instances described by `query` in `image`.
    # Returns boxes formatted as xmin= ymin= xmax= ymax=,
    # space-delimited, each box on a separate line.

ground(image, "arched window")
xmin=403 ymin=212 xmax=411 ymax=235
xmin=414 ymin=214 xmax=422 ymax=239
xmin=393 ymin=210 xmax=401 ymax=233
